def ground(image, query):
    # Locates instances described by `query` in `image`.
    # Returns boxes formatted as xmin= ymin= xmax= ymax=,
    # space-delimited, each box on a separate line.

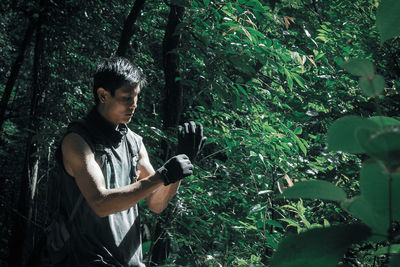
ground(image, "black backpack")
xmin=27 ymin=139 xmax=83 ymax=267
xmin=44 ymin=144 xmax=83 ymax=264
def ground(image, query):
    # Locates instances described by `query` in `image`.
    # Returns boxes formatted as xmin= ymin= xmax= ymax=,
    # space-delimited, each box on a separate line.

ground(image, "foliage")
xmin=272 ymin=1 xmax=400 ymax=266
xmin=0 ymin=0 xmax=399 ymax=266
xmin=270 ymin=224 xmax=371 ymax=267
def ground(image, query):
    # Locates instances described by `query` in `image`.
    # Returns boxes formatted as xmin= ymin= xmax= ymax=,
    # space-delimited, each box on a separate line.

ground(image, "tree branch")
xmin=116 ymin=0 xmax=146 ymax=57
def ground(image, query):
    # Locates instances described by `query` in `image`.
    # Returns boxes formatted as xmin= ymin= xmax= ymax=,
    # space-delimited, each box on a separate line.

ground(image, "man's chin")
xmin=123 ymin=117 xmax=133 ymax=124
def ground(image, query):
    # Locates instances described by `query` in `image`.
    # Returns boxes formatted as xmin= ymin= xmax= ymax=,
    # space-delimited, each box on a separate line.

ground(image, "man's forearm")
xmin=145 ymin=179 xmax=181 ymax=213
xmin=91 ymin=173 xmax=164 ymax=217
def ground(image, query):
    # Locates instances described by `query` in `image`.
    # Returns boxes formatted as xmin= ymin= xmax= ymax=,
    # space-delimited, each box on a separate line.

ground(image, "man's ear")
xmin=97 ymin=88 xmax=109 ymax=103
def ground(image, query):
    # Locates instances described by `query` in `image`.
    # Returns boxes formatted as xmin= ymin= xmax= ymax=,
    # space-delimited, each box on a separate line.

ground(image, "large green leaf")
xmin=361 ymin=161 xmax=390 ymax=223
xmin=343 ymin=161 xmax=400 ymax=235
xmin=374 ymin=244 xmax=400 ymax=256
xmin=376 ymin=0 xmax=400 ymax=43
xmin=342 ymin=59 xmax=375 ymax=77
xmin=270 ymin=224 xmax=371 ymax=267
xmin=358 ymin=74 xmax=385 ymax=97
xmin=327 ymin=116 xmax=379 ymax=153
xmin=342 ymin=196 xmax=389 ymax=237
xmin=357 ymin=130 xmax=400 ymax=170
xmin=390 ymin=253 xmax=400 ymax=267
xmin=369 ymin=116 xmax=400 ymax=128
xmin=343 ymin=162 xmax=400 ymax=236
xmin=394 ymin=173 xmax=400 ymax=221
xmin=277 ymin=180 xmax=347 ymax=201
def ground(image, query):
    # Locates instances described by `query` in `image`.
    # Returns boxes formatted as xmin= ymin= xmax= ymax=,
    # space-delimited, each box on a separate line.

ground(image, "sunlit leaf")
xmin=277 ymin=180 xmax=347 ymax=201
xmin=369 ymin=116 xmax=400 ymax=128
xmin=294 ymin=127 xmax=303 ymax=135
xmin=241 ymin=26 xmax=253 ymax=42
xmin=374 ymin=244 xmax=400 ymax=255
xmin=270 ymin=224 xmax=371 ymax=267
xmin=292 ymin=73 xmax=306 ymax=89
xmin=342 ymin=59 xmax=375 ymax=77
xmin=297 ymin=140 xmax=307 ymax=156
xmin=265 ymin=219 xmax=284 ymax=229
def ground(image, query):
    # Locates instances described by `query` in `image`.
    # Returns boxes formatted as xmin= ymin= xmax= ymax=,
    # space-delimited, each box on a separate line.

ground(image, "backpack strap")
xmin=125 ymin=130 xmax=142 ymax=181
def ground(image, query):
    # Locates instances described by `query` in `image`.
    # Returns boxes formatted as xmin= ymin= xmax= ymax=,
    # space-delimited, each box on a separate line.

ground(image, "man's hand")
xmin=157 ymin=154 xmax=193 ymax=186
xmin=177 ymin=121 xmax=207 ymax=161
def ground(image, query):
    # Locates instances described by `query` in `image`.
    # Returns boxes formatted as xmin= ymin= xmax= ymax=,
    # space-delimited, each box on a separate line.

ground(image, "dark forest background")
xmin=1 ymin=0 xmax=399 ymax=266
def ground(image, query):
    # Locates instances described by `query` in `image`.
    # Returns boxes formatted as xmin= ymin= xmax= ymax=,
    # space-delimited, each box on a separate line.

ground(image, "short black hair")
xmin=93 ymin=57 xmax=147 ymax=105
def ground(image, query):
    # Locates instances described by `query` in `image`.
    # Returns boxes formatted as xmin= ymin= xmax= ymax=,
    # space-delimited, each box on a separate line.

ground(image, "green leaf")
xmin=277 ymin=180 xmax=347 ymax=201
xmin=342 ymin=59 xmax=375 ymax=78
xmin=355 ymin=127 xmax=376 ymax=153
xmin=376 ymin=0 xmax=400 ymax=43
xmin=372 ymin=74 xmax=386 ymax=94
xmin=285 ymin=69 xmax=293 ymax=91
xmin=327 ymin=116 xmax=380 ymax=153
xmin=374 ymin=244 xmax=400 ymax=255
xmin=250 ymin=204 xmax=266 ymax=213
xmin=358 ymin=75 xmax=385 ymax=97
xmin=358 ymin=77 xmax=373 ymax=96
xmin=357 ymin=130 xmax=400 ymax=169
xmin=270 ymin=224 xmax=371 ymax=267
xmin=341 ymin=196 xmax=388 ymax=238
xmin=280 ymin=218 xmax=301 ymax=229
xmin=265 ymin=219 xmax=284 ymax=229
xmin=360 ymin=161 xmax=390 ymax=219
xmin=236 ymin=84 xmax=248 ymax=96
xmin=297 ymin=139 xmax=307 ymax=156
xmin=292 ymin=73 xmax=306 ymax=89
xmin=150 ymin=126 xmax=168 ymax=139
xmin=390 ymin=253 xmax=400 ymax=267
xmin=142 ymin=241 xmax=151 ymax=255
xmin=343 ymin=161 xmax=400 ymax=235
xmin=294 ymin=127 xmax=303 ymax=135
xmin=369 ymin=116 xmax=400 ymax=128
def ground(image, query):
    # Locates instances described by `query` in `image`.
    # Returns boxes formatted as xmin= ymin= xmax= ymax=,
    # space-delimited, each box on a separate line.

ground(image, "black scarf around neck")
xmin=85 ymin=107 xmax=128 ymax=146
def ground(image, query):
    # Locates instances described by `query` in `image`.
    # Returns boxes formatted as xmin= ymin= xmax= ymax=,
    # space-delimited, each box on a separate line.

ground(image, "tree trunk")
xmin=162 ymin=5 xmax=185 ymax=132
xmin=8 ymin=11 xmax=45 ymax=267
xmin=0 ymin=17 xmax=37 ymax=133
xmin=116 ymin=0 xmax=146 ymax=57
xmin=151 ymin=5 xmax=185 ymax=266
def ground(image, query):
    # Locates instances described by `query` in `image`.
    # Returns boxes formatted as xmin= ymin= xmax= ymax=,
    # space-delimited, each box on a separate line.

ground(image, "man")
xmin=52 ymin=57 xmax=205 ymax=266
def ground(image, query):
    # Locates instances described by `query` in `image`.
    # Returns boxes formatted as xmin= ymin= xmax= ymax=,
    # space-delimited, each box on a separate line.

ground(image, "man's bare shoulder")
xmin=61 ymin=132 xmax=95 ymax=177
xmin=62 ymin=132 xmax=93 ymax=157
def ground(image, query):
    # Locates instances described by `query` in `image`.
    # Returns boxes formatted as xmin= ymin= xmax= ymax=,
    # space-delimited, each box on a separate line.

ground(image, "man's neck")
xmin=96 ymin=105 xmax=119 ymax=130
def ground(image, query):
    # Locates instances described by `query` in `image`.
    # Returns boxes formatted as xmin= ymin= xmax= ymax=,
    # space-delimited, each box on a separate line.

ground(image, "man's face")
xmin=100 ymin=84 xmax=140 ymax=126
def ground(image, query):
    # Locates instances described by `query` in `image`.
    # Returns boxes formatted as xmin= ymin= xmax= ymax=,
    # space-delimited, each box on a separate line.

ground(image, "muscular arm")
xmin=137 ymin=143 xmax=181 ymax=213
xmin=62 ymin=133 xmax=165 ymax=217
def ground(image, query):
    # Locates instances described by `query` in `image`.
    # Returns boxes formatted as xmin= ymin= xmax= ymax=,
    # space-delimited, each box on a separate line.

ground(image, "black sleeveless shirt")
xmin=57 ymin=108 xmax=145 ymax=266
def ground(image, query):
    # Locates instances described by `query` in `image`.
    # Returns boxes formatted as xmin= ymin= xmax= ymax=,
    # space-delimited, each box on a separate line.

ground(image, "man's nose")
xmin=129 ymin=99 xmax=137 ymax=109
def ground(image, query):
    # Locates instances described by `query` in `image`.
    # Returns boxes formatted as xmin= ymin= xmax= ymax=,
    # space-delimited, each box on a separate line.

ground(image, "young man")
xmin=53 ymin=57 xmax=205 ymax=266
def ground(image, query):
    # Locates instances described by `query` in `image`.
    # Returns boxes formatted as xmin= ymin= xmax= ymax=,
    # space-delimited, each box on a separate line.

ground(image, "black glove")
xmin=177 ymin=121 xmax=207 ymax=161
xmin=157 ymin=154 xmax=194 ymax=185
